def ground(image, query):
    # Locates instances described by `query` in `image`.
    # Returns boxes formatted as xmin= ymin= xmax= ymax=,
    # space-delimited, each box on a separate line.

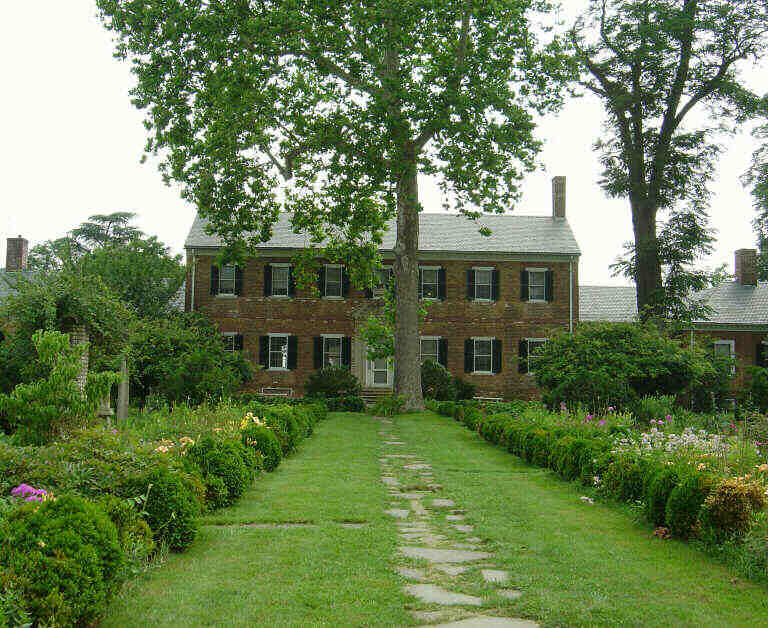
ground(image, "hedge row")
xmin=431 ymin=400 xmax=766 ymax=543
xmin=0 ymin=399 xmax=327 ymax=627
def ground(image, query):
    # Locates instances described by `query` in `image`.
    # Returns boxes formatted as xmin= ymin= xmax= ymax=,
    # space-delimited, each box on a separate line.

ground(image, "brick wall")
xmin=693 ymin=328 xmax=768 ymax=391
xmin=187 ymin=253 xmax=578 ymax=399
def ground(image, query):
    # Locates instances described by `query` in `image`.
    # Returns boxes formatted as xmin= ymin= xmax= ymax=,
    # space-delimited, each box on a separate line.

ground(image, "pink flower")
xmin=599 ymin=420 xmax=607 ymax=426
xmin=586 ymin=414 xmax=593 ymax=421
xmin=658 ymin=420 xmax=665 ymax=425
xmin=665 ymin=414 xmax=672 ymax=421
xmin=111 ymin=429 xmax=118 ymax=435
xmin=607 ymin=406 xmax=615 ymax=413
xmin=650 ymin=419 xmax=657 ymax=424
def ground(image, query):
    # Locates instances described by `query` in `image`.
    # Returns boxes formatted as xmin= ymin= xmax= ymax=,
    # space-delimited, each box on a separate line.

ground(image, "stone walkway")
xmin=378 ymin=418 xmax=538 ymax=628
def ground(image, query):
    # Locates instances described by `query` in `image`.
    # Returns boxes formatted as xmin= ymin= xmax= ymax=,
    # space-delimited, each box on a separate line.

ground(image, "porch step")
xmin=360 ymin=388 xmax=393 ymax=405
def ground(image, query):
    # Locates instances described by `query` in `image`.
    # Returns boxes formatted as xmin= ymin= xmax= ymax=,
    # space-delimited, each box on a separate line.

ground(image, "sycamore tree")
xmin=97 ymin=0 xmax=570 ymax=409
xmin=571 ymin=0 xmax=768 ymax=321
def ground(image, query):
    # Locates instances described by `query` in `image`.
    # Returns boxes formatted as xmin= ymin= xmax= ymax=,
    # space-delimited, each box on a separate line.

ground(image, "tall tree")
xmin=571 ymin=0 xmax=768 ymax=320
xmin=97 ymin=0 xmax=570 ymax=409
xmin=747 ymin=123 xmax=768 ymax=280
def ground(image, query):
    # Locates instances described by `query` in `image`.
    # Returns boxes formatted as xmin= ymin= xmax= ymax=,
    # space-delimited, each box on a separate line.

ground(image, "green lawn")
xmin=104 ymin=411 xmax=768 ymax=627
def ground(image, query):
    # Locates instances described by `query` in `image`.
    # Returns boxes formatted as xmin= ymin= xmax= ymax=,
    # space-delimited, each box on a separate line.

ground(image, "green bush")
xmin=241 ymin=424 xmax=282 ymax=472
xmin=699 ymin=476 xmax=767 ymax=542
xmin=463 ymin=406 xmax=482 ymax=430
xmin=0 ymin=494 xmax=123 ymax=627
xmin=98 ymin=494 xmax=155 ymax=574
xmin=666 ymin=472 xmax=714 ymax=538
xmin=601 ymin=455 xmax=652 ymax=502
xmin=305 ymin=366 xmax=361 ymax=398
xmin=421 ymin=360 xmax=457 ymax=401
xmin=454 ymin=377 xmax=477 ymax=401
xmin=630 ymin=395 xmax=675 ymax=426
xmin=645 ymin=467 xmax=680 ymax=526
xmin=436 ymin=401 xmax=456 ymax=417
xmin=533 ymin=322 xmax=710 ymax=412
xmin=745 ymin=366 xmax=768 ymax=413
xmin=371 ymin=394 xmax=407 ymax=417
xmin=550 ymin=437 xmax=592 ymax=481
xmin=120 ymin=467 xmax=199 ymax=551
xmin=326 ymin=395 xmax=366 ymax=412
xmin=185 ymin=436 xmax=254 ymax=508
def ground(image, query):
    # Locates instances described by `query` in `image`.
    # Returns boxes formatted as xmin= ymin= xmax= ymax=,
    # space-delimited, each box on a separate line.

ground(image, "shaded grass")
xmin=102 ymin=413 xmax=412 ymax=627
xmin=396 ymin=412 xmax=768 ymax=628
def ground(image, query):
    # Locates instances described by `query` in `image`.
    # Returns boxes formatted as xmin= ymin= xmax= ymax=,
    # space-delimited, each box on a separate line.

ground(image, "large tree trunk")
xmin=392 ymin=155 xmax=425 ymax=411
xmin=631 ymin=200 xmax=664 ymax=323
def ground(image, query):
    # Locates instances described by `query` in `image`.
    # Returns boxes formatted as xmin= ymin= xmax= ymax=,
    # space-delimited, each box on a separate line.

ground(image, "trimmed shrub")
xmin=666 ymin=472 xmax=715 ymax=538
xmin=120 ymin=467 xmax=199 ymax=551
xmin=326 ymin=395 xmax=366 ymax=412
xmin=550 ymin=437 xmax=592 ymax=481
xmin=700 ymin=476 xmax=767 ymax=541
xmin=601 ymin=455 xmax=651 ymax=502
xmin=241 ymin=424 xmax=282 ymax=472
xmin=463 ymin=406 xmax=482 ymax=430
xmin=371 ymin=394 xmax=407 ymax=417
xmin=421 ymin=360 xmax=457 ymax=401
xmin=645 ymin=467 xmax=680 ymax=526
xmin=185 ymin=436 xmax=254 ymax=508
xmin=436 ymin=401 xmax=456 ymax=417
xmin=305 ymin=366 xmax=361 ymax=398
xmin=454 ymin=377 xmax=477 ymax=401
xmin=0 ymin=494 xmax=123 ymax=627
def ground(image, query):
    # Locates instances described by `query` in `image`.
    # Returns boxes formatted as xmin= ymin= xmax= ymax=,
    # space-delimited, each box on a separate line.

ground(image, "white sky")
xmin=0 ymin=1 xmax=764 ymax=286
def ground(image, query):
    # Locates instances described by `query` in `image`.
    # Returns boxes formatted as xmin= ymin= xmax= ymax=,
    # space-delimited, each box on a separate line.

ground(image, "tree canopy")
xmin=97 ymin=0 xmax=572 ymax=408
xmin=571 ymin=0 xmax=768 ymax=320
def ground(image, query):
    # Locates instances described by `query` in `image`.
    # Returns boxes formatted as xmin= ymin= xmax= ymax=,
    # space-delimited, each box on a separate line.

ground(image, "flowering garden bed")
xmin=429 ymin=399 xmax=768 ymax=582
xmin=0 ymin=398 xmax=327 ymax=626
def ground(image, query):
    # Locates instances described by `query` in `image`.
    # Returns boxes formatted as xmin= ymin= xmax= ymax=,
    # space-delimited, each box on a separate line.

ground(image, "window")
xmin=714 ymin=340 xmax=736 ymax=374
xmin=219 ymin=265 xmax=236 ymax=295
xmin=420 ymin=337 xmax=440 ymax=364
xmin=269 ymin=335 xmax=289 ymax=369
xmin=421 ymin=267 xmax=440 ymax=299
xmin=222 ymin=332 xmax=237 ymax=353
xmin=474 ymin=268 xmax=492 ymax=301
xmin=323 ymin=335 xmax=343 ymax=367
xmin=473 ymin=338 xmax=493 ymax=374
xmin=527 ymin=269 xmax=546 ymax=301
xmin=325 ymin=265 xmax=343 ymax=298
xmin=526 ymin=338 xmax=548 ymax=374
xmin=271 ymin=264 xmax=290 ymax=297
xmin=373 ymin=266 xmax=393 ymax=297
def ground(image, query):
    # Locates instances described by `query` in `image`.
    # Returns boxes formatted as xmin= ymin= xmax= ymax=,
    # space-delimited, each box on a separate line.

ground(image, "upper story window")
xmin=521 ymin=268 xmax=552 ymax=303
xmin=713 ymin=339 xmax=736 ymax=374
xmin=474 ymin=268 xmax=492 ymax=301
xmin=325 ymin=264 xmax=343 ymax=298
xmin=271 ymin=264 xmax=290 ymax=297
xmin=420 ymin=337 xmax=440 ymax=364
xmin=419 ymin=266 xmax=446 ymax=300
xmin=219 ymin=265 xmax=236 ymax=295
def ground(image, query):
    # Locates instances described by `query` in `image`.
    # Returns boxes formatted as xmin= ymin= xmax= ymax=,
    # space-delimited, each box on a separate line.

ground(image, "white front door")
xmin=367 ymin=357 xmax=393 ymax=388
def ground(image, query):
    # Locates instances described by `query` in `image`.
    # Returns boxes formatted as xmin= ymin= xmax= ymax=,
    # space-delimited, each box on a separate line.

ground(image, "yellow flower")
xmin=697 ymin=463 xmax=706 ymax=471
xmin=757 ymin=463 xmax=768 ymax=473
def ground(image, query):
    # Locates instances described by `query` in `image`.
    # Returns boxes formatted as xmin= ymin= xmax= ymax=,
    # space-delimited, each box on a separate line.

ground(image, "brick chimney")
xmin=552 ymin=176 xmax=566 ymax=219
xmin=5 ymin=236 xmax=28 ymax=272
xmin=735 ymin=248 xmax=758 ymax=286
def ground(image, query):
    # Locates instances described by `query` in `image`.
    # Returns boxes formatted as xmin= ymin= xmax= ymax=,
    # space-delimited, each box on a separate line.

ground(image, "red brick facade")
xmin=691 ymin=328 xmax=768 ymax=391
xmin=186 ymin=253 xmax=579 ymax=399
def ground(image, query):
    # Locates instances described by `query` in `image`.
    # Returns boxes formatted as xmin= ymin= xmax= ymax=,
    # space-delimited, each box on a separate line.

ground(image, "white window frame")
xmin=268 ymin=333 xmax=290 ymax=371
xmin=373 ymin=266 xmax=393 ymax=298
xmin=420 ymin=336 xmax=441 ymax=365
xmin=321 ymin=333 xmax=344 ymax=367
xmin=473 ymin=267 xmax=494 ymax=302
xmin=714 ymin=339 xmax=736 ymax=375
xmin=472 ymin=336 xmax=494 ymax=375
xmin=420 ymin=266 xmax=441 ymax=300
xmin=526 ymin=267 xmax=547 ymax=303
xmin=221 ymin=331 xmax=237 ymax=353
xmin=525 ymin=338 xmax=548 ymax=374
xmin=219 ymin=264 xmax=236 ymax=296
xmin=270 ymin=263 xmax=291 ymax=298
xmin=324 ymin=264 xmax=343 ymax=299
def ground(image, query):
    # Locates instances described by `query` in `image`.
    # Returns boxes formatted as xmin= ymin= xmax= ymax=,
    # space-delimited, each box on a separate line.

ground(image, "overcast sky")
xmin=1 ymin=1 xmax=764 ymax=286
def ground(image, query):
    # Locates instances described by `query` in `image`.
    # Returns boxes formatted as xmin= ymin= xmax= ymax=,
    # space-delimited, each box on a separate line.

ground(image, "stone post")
xmin=117 ymin=358 xmax=129 ymax=421
xmin=66 ymin=324 xmax=89 ymax=394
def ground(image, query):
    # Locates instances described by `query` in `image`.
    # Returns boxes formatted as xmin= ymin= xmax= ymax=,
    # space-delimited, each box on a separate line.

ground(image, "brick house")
xmin=0 ymin=236 xmax=33 ymax=340
xmin=184 ymin=177 xmax=580 ymax=399
xmin=580 ymin=248 xmax=768 ymax=388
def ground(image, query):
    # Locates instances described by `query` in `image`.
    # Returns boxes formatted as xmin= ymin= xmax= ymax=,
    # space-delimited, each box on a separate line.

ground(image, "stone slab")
xmin=386 ymin=509 xmax=410 ymax=519
xmin=433 ymin=617 xmax=538 ymax=628
xmin=433 ymin=564 xmax=469 ymax=576
xmin=384 ymin=441 xmax=406 ymax=445
xmin=405 ymin=463 xmax=432 ymax=470
xmin=399 ymin=547 xmax=491 ymax=563
xmin=453 ymin=524 xmax=474 ymax=533
xmin=481 ymin=569 xmax=508 ymax=583
xmin=396 ymin=566 xmax=427 ymax=581
xmin=382 ymin=477 xmax=399 ymax=486
xmin=498 ymin=590 xmax=523 ymax=600
xmin=411 ymin=610 xmax=462 ymax=623
xmin=446 ymin=514 xmax=465 ymax=521
xmin=432 ymin=499 xmax=456 ymax=508
xmin=403 ymin=584 xmax=482 ymax=606
xmin=393 ymin=492 xmax=428 ymax=500
xmin=411 ymin=500 xmax=428 ymax=516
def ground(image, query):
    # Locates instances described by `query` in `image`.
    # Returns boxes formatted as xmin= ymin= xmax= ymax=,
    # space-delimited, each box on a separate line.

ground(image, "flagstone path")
xmin=378 ymin=417 xmax=538 ymax=628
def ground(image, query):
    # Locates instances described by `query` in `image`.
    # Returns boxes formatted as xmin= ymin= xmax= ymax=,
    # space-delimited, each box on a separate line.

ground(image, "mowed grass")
xmin=396 ymin=412 xmax=768 ymax=628
xmin=102 ymin=413 xmax=413 ymax=627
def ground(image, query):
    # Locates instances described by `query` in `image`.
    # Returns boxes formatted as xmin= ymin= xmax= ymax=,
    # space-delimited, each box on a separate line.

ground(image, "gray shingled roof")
xmin=579 ymin=283 xmax=768 ymax=326
xmin=185 ymin=212 xmax=581 ymax=256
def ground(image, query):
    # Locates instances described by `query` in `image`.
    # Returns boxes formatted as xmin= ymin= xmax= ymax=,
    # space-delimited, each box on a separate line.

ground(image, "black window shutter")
xmin=259 ymin=336 xmax=269 ymax=367
xmin=263 ymin=264 xmax=272 ymax=297
xmin=317 ymin=266 xmax=326 ymax=297
xmin=545 ymin=270 xmax=554 ymax=302
xmin=287 ymin=336 xmax=298 ymax=370
xmin=234 ymin=334 xmax=244 ymax=351
xmin=520 ymin=269 xmax=529 ymax=302
xmin=418 ymin=268 xmax=424 ymax=300
xmin=210 ymin=265 xmax=219 ymax=296
xmin=464 ymin=339 xmax=474 ymax=373
xmin=235 ymin=266 xmax=243 ymax=296
xmin=466 ymin=269 xmax=474 ymax=300
xmin=438 ymin=268 xmax=447 ymax=300
xmin=758 ymin=343 xmax=767 ymax=367
xmin=288 ymin=266 xmax=296 ymax=297
xmin=492 ymin=339 xmax=502 ymax=373
xmin=342 ymin=267 xmax=351 ymax=297
xmin=439 ymin=338 xmax=448 ymax=367
xmin=314 ymin=337 xmax=323 ymax=369
xmin=365 ymin=286 xmax=373 ymax=298
xmin=518 ymin=340 xmax=529 ymax=374
xmin=492 ymin=269 xmax=500 ymax=301
xmin=342 ymin=337 xmax=352 ymax=368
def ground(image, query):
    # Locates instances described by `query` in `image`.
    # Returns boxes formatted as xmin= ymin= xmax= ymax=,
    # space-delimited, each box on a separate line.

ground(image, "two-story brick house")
xmin=184 ymin=177 xmax=580 ymax=399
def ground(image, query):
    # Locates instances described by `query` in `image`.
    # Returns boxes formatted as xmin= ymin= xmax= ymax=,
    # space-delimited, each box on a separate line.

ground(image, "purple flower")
xmin=607 ymin=406 xmax=615 ymax=413
xmin=599 ymin=420 xmax=607 ymax=426
xmin=650 ymin=419 xmax=657 ymax=424
xmin=665 ymin=414 xmax=672 ymax=421
xmin=11 ymin=484 xmax=36 ymax=498
xmin=586 ymin=414 xmax=593 ymax=421
xmin=658 ymin=420 xmax=665 ymax=425
xmin=111 ymin=429 xmax=118 ymax=435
